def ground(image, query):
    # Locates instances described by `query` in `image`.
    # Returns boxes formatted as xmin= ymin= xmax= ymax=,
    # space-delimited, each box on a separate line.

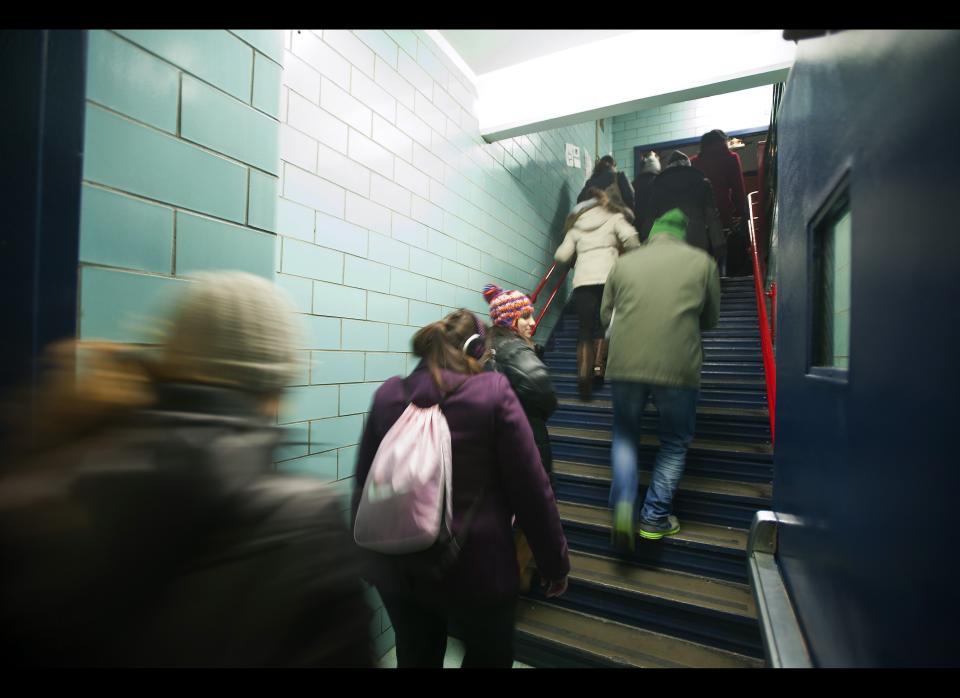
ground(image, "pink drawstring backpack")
xmin=354 ymin=378 xmax=487 ymax=580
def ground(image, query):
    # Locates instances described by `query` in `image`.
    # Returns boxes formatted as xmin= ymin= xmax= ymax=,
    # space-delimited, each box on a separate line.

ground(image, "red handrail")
xmin=529 ymin=262 xmax=569 ymax=337
xmin=747 ymin=191 xmax=776 ymax=442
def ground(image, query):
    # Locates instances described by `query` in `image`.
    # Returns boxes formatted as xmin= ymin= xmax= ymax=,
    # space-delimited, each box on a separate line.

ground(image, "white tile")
xmin=386 ymin=30 xmax=418 ymax=60
xmin=291 ymin=30 xmax=350 ymax=91
xmin=415 ymin=38 xmax=449 ymax=89
xmin=350 ymin=68 xmax=396 ymax=123
xmin=315 ymin=210 xmax=369 ymax=257
xmin=345 ymin=191 xmax=391 ymax=236
xmin=354 ymin=30 xmax=398 ymax=70
xmin=432 ymin=84 xmax=461 ymax=126
xmin=393 ymin=159 xmax=429 ymax=199
xmin=276 ymin=197 xmax=315 ymax=242
xmin=370 ymin=173 xmax=412 ymax=216
xmin=368 ymin=231 xmax=409 ymax=269
xmin=411 ymin=195 xmax=444 ymax=231
xmin=374 ymin=56 xmax=414 ymax=110
xmin=316 ymin=141 xmax=371 ymax=197
xmin=371 ymin=114 xmax=413 ymax=163
xmin=428 ymin=179 xmax=459 ymax=214
xmin=280 ymin=123 xmax=318 ymax=173
xmin=283 ymin=163 xmax=345 ymax=217
xmin=395 ymin=104 xmax=432 ymax=148
xmin=397 ymin=50 xmax=432 ymax=97
xmin=412 ymin=143 xmax=444 ymax=182
xmin=282 ymin=50 xmax=321 ymax=104
xmin=348 ymin=129 xmax=394 ymax=179
xmin=414 ymin=91 xmax=446 ymax=133
xmin=447 ymin=76 xmax=476 ymax=116
xmin=321 ymin=77 xmax=372 ymax=136
xmin=324 ymin=29 xmax=375 ymax=78
xmin=391 ymin=213 xmax=429 ymax=249
xmin=287 ymin=92 xmax=349 ymax=154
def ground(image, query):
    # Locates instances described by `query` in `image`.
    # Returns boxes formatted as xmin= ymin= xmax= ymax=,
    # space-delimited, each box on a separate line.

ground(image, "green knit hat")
xmin=650 ymin=208 xmax=689 ymax=241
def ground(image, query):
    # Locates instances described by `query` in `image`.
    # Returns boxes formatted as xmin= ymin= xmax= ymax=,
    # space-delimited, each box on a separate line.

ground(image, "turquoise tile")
xmin=344 ymin=256 xmax=391 ymax=294
xmin=276 ymin=451 xmax=338 ymax=482
xmin=281 ymin=239 xmax=344 ymax=283
xmin=275 ymin=273 xmax=313 ymax=313
xmin=275 ymin=422 xmax=309 ymax=461
xmin=365 ymin=353 xmax=406 ymax=381
xmin=181 ymin=76 xmax=279 ymax=175
xmin=79 ymin=185 xmax=173 ymax=274
xmin=116 ymin=30 xmax=253 ymax=102
xmin=313 ymin=280 xmax=367 ymax=319
xmin=366 ymin=292 xmax=408 ymax=324
xmin=409 ymin=300 xmax=442 ymax=326
xmin=175 ymin=211 xmax=275 ymax=280
xmin=279 ymin=385 xmax=339 ymax=423
xmin=310 ymin=414 xmax=363 ymax=452
xmin=298 ymin=314 xmax=341 ymax=350
xmin=388 ymin=324 xmax=417 ymax=353
xmin=83 ymin=104 xmax=247 ymax=224
xmin=342 ymin=320 xmax=389 ymax=351
xmin=231 ymin=29 xmax=284 ymax=64
xmin=340 ymin=381 xmax=383 ymax=415
xmin=409 ymin=248 xmax=442 ymax=279
xmin=311 ymin=351 xmax=365 ymax=384
xmin=276 ymin=198 xmax=315 ymax=242
xmin=426 ymin=278 xmax=457 ymax=305
xmin=373 ymin=627 xmax=396 ymax=661
xmin=315 ymin=212 xmax=369 ymax=257
xmin=288 ymin=351 xmax=310 ymax=386
xmin=79 ymin=266 xmax=184 ymax=343
xmin=252 ymin=52 xmax=282 ymax=118
xmin=248 ymin=170 xmax=278 ymax=232
xmin=86 ymin=30 xmax=179 ymax=133
xmin=390 ymin=269 xmax=426 ymax=301
xmin=337 ymin=446 xmax=362 ymax=478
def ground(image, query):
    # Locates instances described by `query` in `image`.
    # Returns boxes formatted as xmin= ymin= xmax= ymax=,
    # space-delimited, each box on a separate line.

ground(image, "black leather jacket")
xmin=488 ymin=334 xmax=557 ymax=423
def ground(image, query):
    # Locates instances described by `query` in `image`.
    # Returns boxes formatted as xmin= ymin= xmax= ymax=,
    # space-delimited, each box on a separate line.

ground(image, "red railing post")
xmin=747 ymin=191 xmax=776 ymax=443
xmin=529 ymin=263 xmax=557 ymax=304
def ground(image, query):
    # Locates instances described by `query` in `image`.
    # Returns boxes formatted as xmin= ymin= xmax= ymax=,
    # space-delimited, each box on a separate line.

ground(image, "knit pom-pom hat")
xmin=482 ymin=284 xmax=534 ymax=328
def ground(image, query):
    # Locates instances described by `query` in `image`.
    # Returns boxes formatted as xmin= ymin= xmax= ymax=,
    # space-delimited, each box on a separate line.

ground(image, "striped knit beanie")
xmin=482 ymin=284 xmax=534 ymax=328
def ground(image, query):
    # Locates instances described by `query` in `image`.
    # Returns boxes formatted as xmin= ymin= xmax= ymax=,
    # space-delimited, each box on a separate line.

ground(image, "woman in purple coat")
xmin=352 ymin=309 xmax=570 ymax=668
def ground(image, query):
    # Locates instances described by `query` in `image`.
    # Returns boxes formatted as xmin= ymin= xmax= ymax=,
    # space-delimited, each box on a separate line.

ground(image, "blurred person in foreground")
xmin=0 ymin=272 xmax=373 ymax=667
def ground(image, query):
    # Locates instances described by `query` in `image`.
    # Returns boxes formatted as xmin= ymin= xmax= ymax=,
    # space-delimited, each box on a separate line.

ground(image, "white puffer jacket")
xmin=554 ymin=204 xmax=640 ymax=288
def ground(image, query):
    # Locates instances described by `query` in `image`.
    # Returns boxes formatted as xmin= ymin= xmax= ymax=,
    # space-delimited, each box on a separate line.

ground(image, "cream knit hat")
xmin=157 ymin=272 xmax=300 ymax=394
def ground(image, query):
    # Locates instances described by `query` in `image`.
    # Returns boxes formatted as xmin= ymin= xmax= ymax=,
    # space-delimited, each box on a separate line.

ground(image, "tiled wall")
xmin=79 ymin=29 xmax=283 ymax=342
xmin=610 ymin=85 xmax=773 ymax=180
xmin=273 ymin=29 xmax=599 ymax=657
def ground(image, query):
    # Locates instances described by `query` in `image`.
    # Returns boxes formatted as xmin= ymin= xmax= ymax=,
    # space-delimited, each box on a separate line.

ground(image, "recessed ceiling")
xmin=438 ymin=30 xmax=634 ymax=77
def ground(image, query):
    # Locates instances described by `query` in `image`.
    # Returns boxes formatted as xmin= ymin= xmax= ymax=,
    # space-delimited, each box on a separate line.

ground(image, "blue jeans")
xmin=609 ymin=381 xmax=698 ymax=523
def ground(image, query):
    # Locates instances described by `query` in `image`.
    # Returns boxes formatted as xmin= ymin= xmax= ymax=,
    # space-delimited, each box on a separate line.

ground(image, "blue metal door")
xmin=775 ymin=30 xmax=960 ymax=666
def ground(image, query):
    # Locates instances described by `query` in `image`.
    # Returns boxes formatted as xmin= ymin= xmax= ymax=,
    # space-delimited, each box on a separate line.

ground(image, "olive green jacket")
xmin=600 ymin=233 xmax=721 ymax=388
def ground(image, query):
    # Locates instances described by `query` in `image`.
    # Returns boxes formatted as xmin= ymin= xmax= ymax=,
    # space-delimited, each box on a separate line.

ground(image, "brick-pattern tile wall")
xmin=275 ymin=29 xmax=597 ymax=658
xmin=610 ymin=85 xmax=773 ymax=180
xmin=79 ymin=30 xmax=284 ymax=342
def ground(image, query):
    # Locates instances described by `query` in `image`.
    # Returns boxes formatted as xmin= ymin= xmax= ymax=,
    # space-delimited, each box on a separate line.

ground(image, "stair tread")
xmin=559 ymin=501 xmax=749 ymax=551
xmin=565 ymin=550 xmax=758 ymax=619
xmin=554 ymin=460 xmax=773 ymax=500
xmin=550 ymin=372 xmax=766 ymax=387
xmin=555 ymin=398 xmax=769 ymax=420
xmin=515 ymin=600 xmax=763 ymax=668
xmin=549 ymin=426 xmax=773 ymax=456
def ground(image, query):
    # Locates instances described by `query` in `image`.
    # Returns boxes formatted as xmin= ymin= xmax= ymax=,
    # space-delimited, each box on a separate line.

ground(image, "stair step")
xmin=549 ymin=426 xmax=772 ymax=457
xmin=550 ymin=373 xmax=766 ymax=388
xmin=555 ymin=399 xmax=769 ymax=420
xmin=514 ymin=601 xmax=763 ymax=668
xmin=554 ymin=460 xmax=772 ymax=501
xmin=558 ymin=502 xmax=750 ymax=582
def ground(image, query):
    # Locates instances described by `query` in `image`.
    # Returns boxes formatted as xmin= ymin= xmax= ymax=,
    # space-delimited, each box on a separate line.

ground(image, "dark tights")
xmin=573 ymin=284 xmax=605 ymax=343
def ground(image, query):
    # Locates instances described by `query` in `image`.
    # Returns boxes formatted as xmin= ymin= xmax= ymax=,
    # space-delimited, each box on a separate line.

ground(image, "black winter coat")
xmin=488 ymin=333 xmax=557 ymax=475
xmin=577 ymin=170 xmax=636 ymax=221
xmin=0 ymin=384 xmax=374 ymax=667
xmin=639 ymin=166 xmax=725 ymax=257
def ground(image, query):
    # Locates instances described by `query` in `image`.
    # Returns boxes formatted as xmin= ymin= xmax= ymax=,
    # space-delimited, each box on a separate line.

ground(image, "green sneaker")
xmin=638 ymin=515 xmax=681 ymax=540
xmin=611 ymin=502 xmax=635 ymax=552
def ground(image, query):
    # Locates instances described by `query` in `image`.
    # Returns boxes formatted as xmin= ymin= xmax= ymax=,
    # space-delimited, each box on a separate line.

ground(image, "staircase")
xmin=515 ymin=276 xmax=772 ymax=668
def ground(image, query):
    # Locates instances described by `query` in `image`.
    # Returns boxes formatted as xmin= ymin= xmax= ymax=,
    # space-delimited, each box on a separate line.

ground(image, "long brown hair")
xmin=412 ymin=310 xmax=486 ymax=390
